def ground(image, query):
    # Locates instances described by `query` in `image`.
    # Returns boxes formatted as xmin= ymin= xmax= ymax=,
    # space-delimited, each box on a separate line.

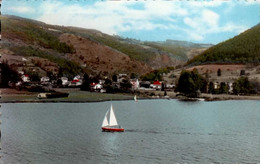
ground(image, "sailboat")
xmin=134 ymin=95 xmax=138 ymax=102
xmin=101 ymin=104 xmax=124 ymax=132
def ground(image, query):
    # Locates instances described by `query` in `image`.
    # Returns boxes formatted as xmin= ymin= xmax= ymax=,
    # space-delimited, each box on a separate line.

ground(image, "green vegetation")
xmin=10 ymin=46 xmax=81 ymax=78
xmin=80 ymin=33 xmax=156 ymax=63
xmin=141 ymin=67 xmax=174 ymax=81
xmin=233 ymin=77 xmax=254 ymax=95
xmin=2 ymin=16 xmax=75 ymax=54
xmin=217 ymin=68 xmax=221 ymax=76
xmin=1 ymin=15 xmax=211 ymax=78
xmin=208 ymin=82 xmax=229 ymax=94
xmin=120 ymin=78 xmax=132 ymax=91
xmin=144 ymin=42 xmax=189 ymax=61
xmin=81 ymin=73 xmax=91 ymax=91
xmin=188 ymin=24 xmax=260 ymax=65
xmin=27 ymin=71 xmax=40 ymax=82
xmin=175 ymin=69 xmax=207 ymax=97
xmin=219 ymin=82 xmax=229 ymax=94
xmin=0 ymin=61 xmax=20 ymax=87
xmin=68 ymin=27 xmax=210 ymax=64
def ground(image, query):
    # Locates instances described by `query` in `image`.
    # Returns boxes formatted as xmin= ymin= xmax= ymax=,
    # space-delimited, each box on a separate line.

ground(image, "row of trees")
xmin=1 ymin=61 xmax=257 ymax=96
xmin=175 ymin=69 xmax=207 ymax=97
xmin=80 ymin=73 xmax=132 ymax=93
xmin=0 ymin=62 xmax=20 ymax=87
xmin=176 ymin=69 xmax=256 ymax=97
xmin=140 ymin=67 xmax=174 ymax=81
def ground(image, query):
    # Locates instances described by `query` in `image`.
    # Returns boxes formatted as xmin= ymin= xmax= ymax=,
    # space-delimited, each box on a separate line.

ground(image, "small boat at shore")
xmin=37 ymin=92 xmax=69 ymax=99
xmin=102 ymin=104 xmax=124 ymax=132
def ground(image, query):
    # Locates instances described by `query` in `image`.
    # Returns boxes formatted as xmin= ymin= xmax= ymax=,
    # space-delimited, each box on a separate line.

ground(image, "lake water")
xmin=1 ymin=100 xmax=260 ymax=163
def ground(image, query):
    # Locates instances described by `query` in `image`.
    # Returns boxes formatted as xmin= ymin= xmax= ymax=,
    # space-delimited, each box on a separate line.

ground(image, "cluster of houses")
xmin=211 ymin=81 xmax=233 ymax=93
xmin=13 ymin=69 xmax=238 ymax=94
xmin=15 ymin=71 xmax=177 ymax=93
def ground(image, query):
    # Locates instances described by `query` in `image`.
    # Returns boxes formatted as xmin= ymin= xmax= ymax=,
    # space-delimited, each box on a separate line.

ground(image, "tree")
xmin=81 ymin=73 xmax=90 ymax=91
xmin=161 ymin=82 xmax=165 ymax=91
xmin=240 ymin=70 xmax=246 ymax=76
xmin=47 ymin=71 xmax=55 ymax=81
xmin=130 ymin=73 xmax=138 ymax=79
xmin=120 ymin=78 xmax=132 ymax=91
xmin=217 ymin=68 xmax=221 ymax=76
xmin=28 ymin=72 xmax=40 ymax=82
xmin=175 ymin=69 xmax=207 ymax=97
xmin=205 ymin=70 xmax=210 ymax=79
xmin=0 ymin=62 xmax=20 ymax=87
xmin=57 ymin=79 xmax=62 ymax=87
xmin=219 ymin=82 xmax=228 ymax=94
xmin=164 ymin=90 xmax=167 ymax=96
xmin=233 ymin=77 xmax=253 ymax=95
xmin=112 ymin=74 xmax=118 ymax=82
xmin=104 ymin=78 xmax=112 ymax=85
xmin=141 ymin=70 xmax=162 ymax=81
xmin=208 ymin=82 xmax=214 ymax=94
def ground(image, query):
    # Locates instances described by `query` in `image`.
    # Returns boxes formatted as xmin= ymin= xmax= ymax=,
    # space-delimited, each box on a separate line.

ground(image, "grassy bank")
xmin=0 ymin=88 xmax=260 ymax=103
xmin=0 ymin=88 xmax=135 ymax=103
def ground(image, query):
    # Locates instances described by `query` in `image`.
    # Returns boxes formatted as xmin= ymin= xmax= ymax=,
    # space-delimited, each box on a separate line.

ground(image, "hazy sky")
xmin=2 ymin=0 xmax=260 ymax=44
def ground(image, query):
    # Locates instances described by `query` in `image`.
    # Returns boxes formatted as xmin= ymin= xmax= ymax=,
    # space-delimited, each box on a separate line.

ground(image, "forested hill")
xmin=187 ymin=23 xmax=260 ymax=65
xmin=1 ymin=15 xmax=211 ymax=78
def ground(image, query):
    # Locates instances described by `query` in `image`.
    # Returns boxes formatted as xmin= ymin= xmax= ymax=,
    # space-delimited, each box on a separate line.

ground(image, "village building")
xmin=227 ymin=82 xmax=233 ymax=93
xmin=90 ymin=82 xmax=103 ymax=92
xmin=150 ymin=81 xmax=162 ymax=90
xmin=41 ymin=76 xmax=50 ymax=83
xmin=61 ymin=77 xmax=69 ymax=86
xmin=69 ymin=79 xmax=82 ymax=87
xmin=214 ymin=82 xmax=220 ymax=89
xmin=73 ymin=75 xmax=81 ymax=80
xmin=139 ymin=81 xmax=151 ymax=88
xmin=130 ymin=79 xmax=139 ymax=90
xmin=118 ymin=74 xmax=128 ymax=83
xmin=94 ymin=83 xmax=103 ymax=90
xmin=21 ymin=74 xmax=30 ymax=82
xmin=18 ymin=71 xmax=24 ymax=75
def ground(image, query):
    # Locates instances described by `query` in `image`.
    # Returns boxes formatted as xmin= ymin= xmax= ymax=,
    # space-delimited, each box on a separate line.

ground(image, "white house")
xmin=61 ymin=77 xmax=69 ymax=86
xmin=228 ymin=82 xmax=233 ymax=93
xmin=130 ymin=79 xmax=139 ymax=89
xmin=41 ymin=76 xmax=50 ymax=83
xmin=214 ymin=82 xmax=219 ymax=89
xmin=18 ymin=71 xmax=24 ymax=75
xmin=150 ymin=81 xmax=161 ymax=90
xmin=166 ymin=84 xmax=175 ymax=89
xmin=21 ymin=74 xmax=30 ymax=82
xmin=94 ymin=84 xmax=103 ymax=90
xmin=73 ymin=75 xmax=81 ymax=80
xmin=69 ymin=79 xmax=82 ymax=87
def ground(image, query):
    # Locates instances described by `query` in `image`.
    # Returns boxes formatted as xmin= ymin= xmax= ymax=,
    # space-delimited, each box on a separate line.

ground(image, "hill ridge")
xmin=187 ymin=23 xmax=260 ymax=65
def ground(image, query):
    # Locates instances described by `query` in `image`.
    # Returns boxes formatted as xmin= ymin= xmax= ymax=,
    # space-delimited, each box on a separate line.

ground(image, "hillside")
xmin=144 ymin=41 xmax=211 ymax=61
xmin=65 ymin=27 xmax=211 ymax=68
xmin=0 ymin=15 xmax=210 ymax=78
xmin=0 ymin=15 xmax=151 ymax=77
xmin=187 ymin=23 xmax=260 ymax=65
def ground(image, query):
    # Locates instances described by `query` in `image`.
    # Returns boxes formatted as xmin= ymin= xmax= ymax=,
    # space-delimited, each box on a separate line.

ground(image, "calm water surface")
xmin=1 ymin=100 xmax=260 ymax=163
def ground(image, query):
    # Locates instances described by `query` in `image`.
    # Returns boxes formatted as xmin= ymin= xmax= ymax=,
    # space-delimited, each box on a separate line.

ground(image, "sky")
xmin=2 ymin=0 xmax=260 ymax=44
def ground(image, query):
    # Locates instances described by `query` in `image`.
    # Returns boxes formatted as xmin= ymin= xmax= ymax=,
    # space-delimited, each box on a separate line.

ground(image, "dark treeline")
xmin=176 ymin=69 xmax=257 ymax=97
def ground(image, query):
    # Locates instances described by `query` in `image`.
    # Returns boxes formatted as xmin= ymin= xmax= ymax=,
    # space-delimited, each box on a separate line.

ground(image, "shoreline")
xmin=0 ymin=88 xmax=260 ymax=103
